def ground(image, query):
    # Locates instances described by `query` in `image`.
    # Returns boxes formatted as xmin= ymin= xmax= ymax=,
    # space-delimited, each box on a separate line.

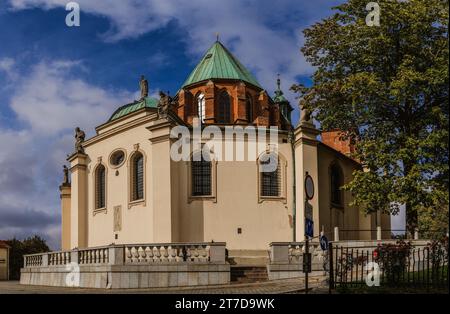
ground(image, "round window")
xmin=110 ymin=150 xmax=125 ymax=167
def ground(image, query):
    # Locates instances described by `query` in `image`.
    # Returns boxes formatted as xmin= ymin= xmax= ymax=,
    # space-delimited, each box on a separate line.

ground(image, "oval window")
xmin=110 ymin=150 xmax=125 ymax=167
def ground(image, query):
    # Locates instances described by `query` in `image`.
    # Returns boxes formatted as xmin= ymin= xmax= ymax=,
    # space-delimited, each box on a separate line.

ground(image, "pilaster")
xmin=294 ymin=120 xmax=321 ymax=241
xmin=67 ymin=153 xmax=88 ymax=249
xmin=59 ymin=184 xmax=72 ymax=251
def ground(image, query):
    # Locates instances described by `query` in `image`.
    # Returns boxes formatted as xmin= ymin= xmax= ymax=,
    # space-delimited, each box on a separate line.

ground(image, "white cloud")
xmin=0 ymin=57 xmax=18 ymax=80
xmin=7 ymin=0 xmax=343 ymax=108
xmin=0 ymin=60 xmax=136 ymax=249
xmin=10 ymin=60 xmax=133 ymax=135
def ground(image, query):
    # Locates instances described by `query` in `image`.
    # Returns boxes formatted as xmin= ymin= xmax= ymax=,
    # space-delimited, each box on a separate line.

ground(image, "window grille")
xmin=96 ymin=165 xmax=106 ymax=208
xmin=191 ymin=153 xmax=212 ymax=196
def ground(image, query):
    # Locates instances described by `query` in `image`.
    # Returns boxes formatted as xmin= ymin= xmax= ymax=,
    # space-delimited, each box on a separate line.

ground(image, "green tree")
xmin=292 ymin=0 xmax=449 ymax=235
xmin=6 ymin=235 xmax=50 ymax=280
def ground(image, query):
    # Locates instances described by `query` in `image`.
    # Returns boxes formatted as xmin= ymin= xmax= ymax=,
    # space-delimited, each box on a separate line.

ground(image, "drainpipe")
xmin=289 ymin=128 xmax=296 ymax=242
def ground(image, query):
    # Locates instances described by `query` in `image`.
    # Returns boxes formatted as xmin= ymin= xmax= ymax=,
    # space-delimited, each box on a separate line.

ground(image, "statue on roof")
xmin=62 ymin=165 xmax=70 ymax=186
xmin=300 ymin=101 xmax=312 ymax=123
xmin=157 ymin=91 xmax=173 ymax=118
xmin=140 ymin=75 xmax=149 ymax=99
xmin=74 ymin=127 xmax=85 ymax=153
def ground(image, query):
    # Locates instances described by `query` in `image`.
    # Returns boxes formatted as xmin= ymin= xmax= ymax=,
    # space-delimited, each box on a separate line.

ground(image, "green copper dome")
xmin=109 ymin=97 xmax=158 ymax=122
xmin=181 ymin=41 xmax=262 ymax=89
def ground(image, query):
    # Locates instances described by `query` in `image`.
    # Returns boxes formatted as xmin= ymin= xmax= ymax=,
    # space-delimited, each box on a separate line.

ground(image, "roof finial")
xmin=215 ymin=32 xmax=220 ymax=42
xmin=277 ymin=73 xmax=281 ymax=90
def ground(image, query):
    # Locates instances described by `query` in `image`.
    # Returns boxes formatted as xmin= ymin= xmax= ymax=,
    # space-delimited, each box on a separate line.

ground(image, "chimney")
xmin=321 ymin=130 xmax=355 ymax=156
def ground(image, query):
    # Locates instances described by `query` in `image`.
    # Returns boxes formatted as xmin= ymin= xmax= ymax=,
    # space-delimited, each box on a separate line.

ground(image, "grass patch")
xmin=335 ymin=266 xmax=449 ymax=294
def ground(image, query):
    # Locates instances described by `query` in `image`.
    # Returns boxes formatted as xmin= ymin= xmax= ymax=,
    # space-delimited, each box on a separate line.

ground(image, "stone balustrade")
xmin=24 ymin=254 xmax=43 ymax=267
xmin=267 ymin=242 xmax=326 ymax=280
xmin=124 ymin=243 xmax=213 ymax=264
xmin=48 ymin=251 xmax=71 ymax=266
xmin=21 ymin=242 xmax=229 ymax=289
xmin=269 ymin=242 xmax=324 ymax=264
xmin=22 ymin=242 xmax=226 ymax=268
xmin=78 ymin=247 xmax=109 ymax=265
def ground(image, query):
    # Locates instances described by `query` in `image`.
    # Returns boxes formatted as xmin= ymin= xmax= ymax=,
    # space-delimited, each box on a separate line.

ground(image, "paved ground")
xmin=0 ymin=276 xmax=328 ymax=294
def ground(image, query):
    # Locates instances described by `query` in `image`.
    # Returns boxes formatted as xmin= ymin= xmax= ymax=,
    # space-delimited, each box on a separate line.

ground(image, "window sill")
xmin=128 ymin=199 xmax=146 ymax=209
xmin=188 ymin=195 xmax=217 ymax=203
xmin=259 ymin=196 xmax=287 ymax=204
xmin=93 ymin=208 xmax=107 ymax=216
xmin=331 ymin=203 xmax=344 ymax=210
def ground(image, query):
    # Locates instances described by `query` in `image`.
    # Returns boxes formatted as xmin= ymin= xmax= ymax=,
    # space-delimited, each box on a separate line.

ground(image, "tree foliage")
xmin=292 ymin=0 xmax=449 ymax=234
xmin=6 ymin=235 xmax=50 ymax=280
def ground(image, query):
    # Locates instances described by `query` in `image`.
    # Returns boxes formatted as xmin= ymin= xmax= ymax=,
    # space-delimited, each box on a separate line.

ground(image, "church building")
xmin=60 ymin=40 xmax=391 ymax=256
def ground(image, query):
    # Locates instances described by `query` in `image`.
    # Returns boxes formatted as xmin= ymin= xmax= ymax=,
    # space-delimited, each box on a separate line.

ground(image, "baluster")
xmin=130 ymin=247 xmax=138 ymax=263
xmin=193 ymin=245 xmax=200 ymax=263
xmin=176 ymin=247 xmax=183 ymax=262
xmin=155 ymin=246 xmax=162 ymax=263
xmin=201 ymin=245 xmax=208 ymax=262
xmin=170 ymin=246 xmax=177 ymax=262
xmin=186 ymin=247 xmax=192 ymax=262
xmin=206 ymin=245 xmax=211 ymax=262
xmin=99 ymin=249 xmax=104 ymax=264
xmin=151 ymin=246 xmax=158 ymax=263
xmin=166 ymin=246 xmax=173 ymax=263
xmin=125 ymin=247 xmax=132 ymax=263
xmin=144 ymin=247 xmax=152 ymax=263
xmin=138 ymin=246 xmax=145 ymax=263
xmin=159 ymin=246 xmax=167 ymax=263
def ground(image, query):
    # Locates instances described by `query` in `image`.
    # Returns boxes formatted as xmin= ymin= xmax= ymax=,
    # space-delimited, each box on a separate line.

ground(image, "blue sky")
xmin=0 ymin=0 xmax=404 ymax=249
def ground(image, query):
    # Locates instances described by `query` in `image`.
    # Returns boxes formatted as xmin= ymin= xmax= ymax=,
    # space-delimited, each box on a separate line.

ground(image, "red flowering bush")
xmin=373 ymin=240 xmax=412 ymax=285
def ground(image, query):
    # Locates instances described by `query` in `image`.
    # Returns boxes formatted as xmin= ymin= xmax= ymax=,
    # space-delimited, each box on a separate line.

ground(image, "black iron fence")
xmin=329 ymin=240 xmax=449 ymax=292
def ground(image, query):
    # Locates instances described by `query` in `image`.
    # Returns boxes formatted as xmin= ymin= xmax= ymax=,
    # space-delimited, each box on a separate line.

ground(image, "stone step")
xmin=227 ymin=250 xmax=269 ymax=266
xmin=230 ymin=266 xmax=269 ymax=283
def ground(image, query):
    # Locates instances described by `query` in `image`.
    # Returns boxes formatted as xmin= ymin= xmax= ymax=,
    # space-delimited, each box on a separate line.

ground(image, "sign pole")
xmin=305 ymin=235 xmax=309 ymax=294
xmin=303 ymin=172 xmax=315 ymax=294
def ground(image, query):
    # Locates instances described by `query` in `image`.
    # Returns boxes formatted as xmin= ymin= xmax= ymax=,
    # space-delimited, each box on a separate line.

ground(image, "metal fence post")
xmin=426 ymin=247 xmax=430 ymax=293
xmin=329 ymin=242 xmax=334 ymax=293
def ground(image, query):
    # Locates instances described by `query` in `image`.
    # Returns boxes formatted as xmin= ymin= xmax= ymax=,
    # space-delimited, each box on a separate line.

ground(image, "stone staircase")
xmin=227 ymin=250 xmax=270 ymax=283
xmin=230 ymin=266 xmax=269 ymax=283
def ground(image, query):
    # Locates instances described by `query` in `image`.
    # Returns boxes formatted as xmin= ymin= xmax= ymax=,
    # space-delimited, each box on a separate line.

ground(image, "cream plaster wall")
xmin=65 ymin=113 xmax=391 ymax=251
xmin=317 ymin=144 xmax=391 ymax=241
xmin=82 ymin=116 xmax=156 ymax=247
xmin=175 ymin=134 xmax=295 ymax=250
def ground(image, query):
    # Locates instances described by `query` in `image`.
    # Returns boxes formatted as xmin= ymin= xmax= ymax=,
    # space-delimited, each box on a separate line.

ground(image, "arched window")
xmin=191 ymin=152 xmax=212 ymax=196
xmin=130 ymin=152 xmax=144 ymax=201
xmin=246 ymin=94 xmax=253 ymax=122
xmin=217 ymin=91 xmax=231 ymax=124
xmin=95 ymin=164 xmax=106 ymax=209
xmin=260 ymin=152 xmax=281 ymax=197
xmin=196 ymin=93 xmax=205 ymax=123
xmin=330 ymin=163 xmax=343 ymax=205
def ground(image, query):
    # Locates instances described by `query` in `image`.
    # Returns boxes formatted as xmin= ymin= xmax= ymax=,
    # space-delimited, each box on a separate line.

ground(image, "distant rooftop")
xmin=108 ymin=97 xmax=158 ymax=122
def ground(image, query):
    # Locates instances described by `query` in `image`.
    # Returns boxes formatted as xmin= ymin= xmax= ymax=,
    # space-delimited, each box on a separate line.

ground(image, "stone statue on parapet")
xmin=140 ymin=75 xmax=149 ymax=99
xmin=62 ymin=165 xmax=70 ymax=186
xmin=157 ymin=91 xmax=172 ymax=118
xmin=74 ymin=127 xmax=85 ymax=153
xmin=300 ymin=101 xmax=312 ymax=123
